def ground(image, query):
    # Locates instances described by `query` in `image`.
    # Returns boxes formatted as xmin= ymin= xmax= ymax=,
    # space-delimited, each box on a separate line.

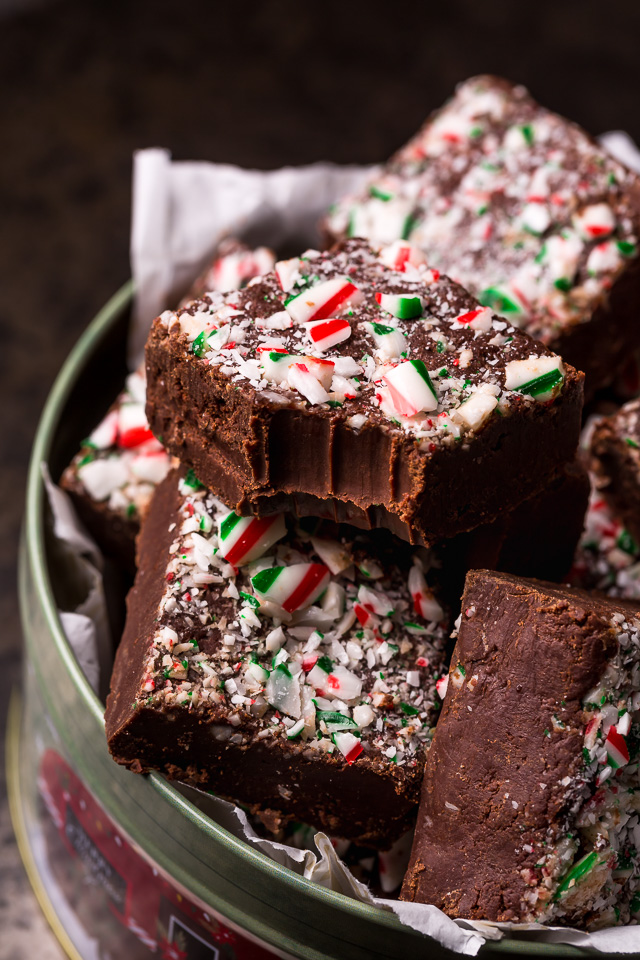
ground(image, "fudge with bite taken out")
xmin=145 ymin=237 xmax=583 ymax=546
xmin=401 ymin=569 xmax=640 ymax=928
xmin=324 ymin=76 xmax=640 ymax=398
xmin=105 ymin=467 xmax=448 ymax=847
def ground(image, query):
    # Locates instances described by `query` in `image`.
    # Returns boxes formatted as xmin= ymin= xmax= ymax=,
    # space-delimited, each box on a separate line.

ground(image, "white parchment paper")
xmin=53 ymin=136 xmax=640 ymax=953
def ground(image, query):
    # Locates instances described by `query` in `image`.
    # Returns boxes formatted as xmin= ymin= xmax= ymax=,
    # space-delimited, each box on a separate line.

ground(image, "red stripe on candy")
xmin=224 ymin=516 xmax=278 ymax=567
xmin=119 ymin=426 xmax=155 ymax=448
xmin=345 ymin=741 xmax=363 ymax=764
xmin=310 ymin=318 xmax=350 ymax=343
xmin=282 ymin=563 xmax=328 ymax=613
xmin=456 ymin=309 xmax=482 ymax=325
xmin=309 ymin=283 xmax=358 ymax=322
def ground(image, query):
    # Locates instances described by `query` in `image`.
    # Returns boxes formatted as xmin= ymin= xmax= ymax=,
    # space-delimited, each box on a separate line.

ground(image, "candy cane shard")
xmin=285 ymin=278 xmax=360 ymax=324
xmin=378 ymin=240 xmax=427 ymax=273
xmin=365 ymin=321 xmax=407 ymax=360
xmin=408 ymin=565 xmax=444 ymax=622
xmin=572 ymin=204 xmax=616 ymax=241
xmin=383 ymin=360 xmax=438 ymax=417
xmin=505 ymin=356 xmax=564 ymax=401
xmin=218 ymin=512 xmax=287 ymax=567
xmin=305 ymin=317 xmax=352 ymax=352
xmin=375 ymin=291 xmax=426 ymax=320
xmin=287 ymin=363 xmax=331 ymax=404
xmin=251 ymin=563 xmax=331 ymax=613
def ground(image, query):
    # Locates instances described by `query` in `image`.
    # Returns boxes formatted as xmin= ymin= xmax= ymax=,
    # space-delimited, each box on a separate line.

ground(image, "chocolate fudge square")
xmin=61 ymin=368 xmax=171 ymax=573
xmin=325 ymin=76 xmax=640 ymax=397
xmin=401 ymin=570 xmax=640 ymax=928
xmin=590 ymin=398 xmax=640 ymax=547
xmin=105 ymin=468 xmax=448 ymax=847
xmin=145 ymin=238 xmax=583 ymax=546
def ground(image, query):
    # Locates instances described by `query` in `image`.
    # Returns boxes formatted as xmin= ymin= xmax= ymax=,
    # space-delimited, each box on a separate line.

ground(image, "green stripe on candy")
xmin=618 ymin=240 xmax=637 ymax=257
xmin=192 ymin=330 xmax=211 ymax=357
xmin=220 ymin=511 xmax=242 ymax=541
xmin=401 ymin=214 xmax=417 ymax=241
xmin=513 ymin=368 xmax=564 ymax=398
xmin=316 ymin=655 xmax=333 ymax=674
xmin=183 ymin=468 xmax=204 ymax=490
xmin=251 ymin=566 xmax=283 ymax=594
xmin=479 ymin=287 xmax=521 ymax=314
xmin=369 ymin=185 xmax=392 ymax=202
xmin=399 ymin=702 xmax=419 ymax=716
xmin=410 ymin=359 xmax=438 ymax=401
xmin=553 ymin=278 xmax=572 ymax=293
xmin=316 ymin=710 xmax=358 ymax=732
xmin=372 ymin=322 xmax=396 ymax=336
xmin=554 ymin=851 xmax=601 ymax=900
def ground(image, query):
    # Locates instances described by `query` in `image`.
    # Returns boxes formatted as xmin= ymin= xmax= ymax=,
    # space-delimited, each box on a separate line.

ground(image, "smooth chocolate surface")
xmin=401 ymin=570 xmax=640 ymax=923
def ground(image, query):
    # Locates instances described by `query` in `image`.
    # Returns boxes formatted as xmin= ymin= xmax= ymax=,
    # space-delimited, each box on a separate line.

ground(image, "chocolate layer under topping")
xmin=145 ymin=237 xmax=583 ymax=544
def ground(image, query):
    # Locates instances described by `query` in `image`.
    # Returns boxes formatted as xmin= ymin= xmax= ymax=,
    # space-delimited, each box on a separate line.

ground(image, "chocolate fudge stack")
xmin=61 ymin=75 xmax=640 ymax=931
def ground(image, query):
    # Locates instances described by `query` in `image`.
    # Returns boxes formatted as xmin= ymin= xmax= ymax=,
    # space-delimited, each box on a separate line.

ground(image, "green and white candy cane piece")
xmin=316 ymin=710 xmax=359 ymax=734
xmin=383 ymin=359 xmax=438 ymax=418
xmin=365 ymin=321 xmax=407 ymax=361
xmin=375 ymin=291 xmax=425 ymax=320
xmin=504 ymin=356 xmax=564 ymax=401
xmin=258 ymin=349 xmax=296 ymax=384
xmin=478 ymin=286 xmax=524 ymax=318
xmin=554 ymin=850 xmax=602 ymax=901
xmin=265 ymin=663 xmax=301 ymax=719
xmin=251 ymin=562 xmax=330 ymax=613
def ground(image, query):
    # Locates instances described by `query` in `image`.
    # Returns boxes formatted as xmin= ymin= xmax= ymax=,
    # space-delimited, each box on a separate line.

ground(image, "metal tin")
xmin=16 ymin=283 xmax=582 ymax=959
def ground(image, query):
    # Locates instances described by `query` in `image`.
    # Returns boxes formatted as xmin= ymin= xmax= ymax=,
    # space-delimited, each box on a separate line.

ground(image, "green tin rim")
xmin=22 ymin=282 xmax=583 ymax=958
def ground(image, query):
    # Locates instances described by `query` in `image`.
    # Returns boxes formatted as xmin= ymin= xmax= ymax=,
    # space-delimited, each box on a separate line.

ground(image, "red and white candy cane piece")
xmin=87 ymin=408 xmax=119 ymax=449
xmin=573 ymin=203 xmax=616 ymax=241
xmin=275 ymin=257 xmax=303 ymax=293
xmin=378 ymin=240 xmax=427 ymax=273
xmin=606 ymin=727 xmax=630 ymax=769
xmin=435 ymin=674 xmax=449 ymax=700
xmin=285 ymin=278 xmax=359 ymax=324
xmin=333 ymin=731 xmax=363 ymax=764
xmin=357 ymin=584 xmax=393 ymax=617
xmin=383 ymin=360 xmax=438 ymax=417
xmin=305 ymin=317 xmax=352 ymax=352
xmin=375 ymin=291 xmax=425 ymax=320
xmin=118 ymin=403 xmax=155 ymax=449
xmin=586 ymin=240 xmax=621 ymax=275
xmin=251 ymin=562 xmax=330 ymax=613
xmin=219 ymin=511 xmax=287 ymax=567
xmin=288 ymin=363 xmax=331 ymax=404
xmin=453 ymin=307 xmax=493 ymax=333
xmin=353 ymin=602 xmax=379 ymax=630
xmin=408 ymin=565 xmax=444 ymax=622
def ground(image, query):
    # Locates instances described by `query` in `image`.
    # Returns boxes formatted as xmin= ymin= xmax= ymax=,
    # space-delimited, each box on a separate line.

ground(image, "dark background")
xmin=2 ymin=0 xmax=640 ymax=952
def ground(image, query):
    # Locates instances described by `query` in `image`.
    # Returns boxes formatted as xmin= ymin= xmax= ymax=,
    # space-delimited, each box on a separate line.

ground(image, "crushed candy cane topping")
xmin=158 ymin=237 xmax=568 ymax=447
xmin=325 ymin=76 xmax=640 ymax=345
xmin=67 ymin=368 xmax=171 ymax=521
xmin=137 ymin=474 xmax=448 ymax=768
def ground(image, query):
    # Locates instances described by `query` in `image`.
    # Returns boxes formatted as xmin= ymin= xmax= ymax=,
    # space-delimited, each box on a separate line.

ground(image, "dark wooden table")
xmin=3 ymin=0 xmax=640 ymax=954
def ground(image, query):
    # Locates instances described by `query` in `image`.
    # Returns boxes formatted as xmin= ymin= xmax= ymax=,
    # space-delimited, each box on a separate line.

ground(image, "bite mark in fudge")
xmin=590 ymin=399 xmax=640 ymax=548
xmin=324 ymin=76 xmax=640 ymax=395
xmin=401 ymin=570 xmax=640 ymax=928
xmin=61 ymin=368 xmax=172 ymax=572
xmin=105 ymin=468 xmax=448 ymax=847
xmin=145 ymin=238 xmax=583 ymax=545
